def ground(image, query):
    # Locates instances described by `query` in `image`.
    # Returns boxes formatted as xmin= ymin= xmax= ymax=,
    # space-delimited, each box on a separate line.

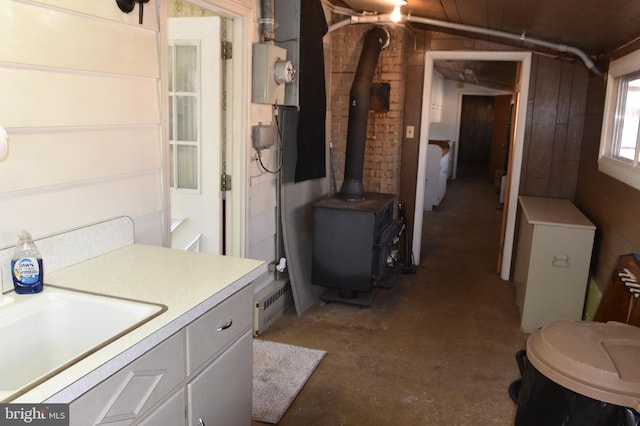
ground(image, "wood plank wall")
xmin=0 ymin=1 xmax=164 ymax=248
xmin=575 ymin=42 xmax=640 ymax=293
xmin=519 ymin=54 xmax=588 ymax=199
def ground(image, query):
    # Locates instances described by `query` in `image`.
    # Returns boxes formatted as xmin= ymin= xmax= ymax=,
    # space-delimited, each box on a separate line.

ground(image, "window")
xmin=599 ymin=49 xmax=640 ymax=190
xmin=168 ymin=42 xmax=200 ymax=191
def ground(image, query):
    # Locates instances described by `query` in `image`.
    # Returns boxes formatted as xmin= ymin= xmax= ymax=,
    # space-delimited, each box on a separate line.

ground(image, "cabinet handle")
xmin=552 ymin=254 xmax=569 ymax=268
xmin=217 ymin=319 xmax=233 ymax=331
xmin=198 ymin=418 xmax=206 ymax=426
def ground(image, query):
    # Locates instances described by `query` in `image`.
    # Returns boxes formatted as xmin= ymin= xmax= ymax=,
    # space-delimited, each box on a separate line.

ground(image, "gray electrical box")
xmin=252 ymin=123 xmax=275 ymax=151
xmin=252 ymin=43 xmax=288 ymax=105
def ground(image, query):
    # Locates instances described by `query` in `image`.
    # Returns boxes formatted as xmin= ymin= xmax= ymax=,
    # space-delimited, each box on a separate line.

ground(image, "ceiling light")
xmin=390 ymin=5 xmax=402 ymax=22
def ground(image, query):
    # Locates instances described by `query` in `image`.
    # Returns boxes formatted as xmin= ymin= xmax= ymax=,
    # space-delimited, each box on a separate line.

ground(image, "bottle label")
xmin=13 ymin=257 xmax=41 ymax=285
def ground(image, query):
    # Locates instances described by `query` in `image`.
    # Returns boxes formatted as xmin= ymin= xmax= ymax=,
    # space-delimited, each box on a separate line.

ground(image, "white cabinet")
xmin=187 ymin=331 xmax=252 ymax=426
xmin=185 ymin=284 xmax=253 ymax=425
xmin=430 ymin=71 xmax=444 ymax=122
xmin=424 ymin=141 xmax=450 ymax=211
xmin=70 ymin=329 xmax=186 ymax=426
xmin=138 ymin=389 xmax=186 ymax=426
xmin=69 ymin=285 xmax=253 ymax=426
xmin=513 ymin=196 xmax=596 ymax=332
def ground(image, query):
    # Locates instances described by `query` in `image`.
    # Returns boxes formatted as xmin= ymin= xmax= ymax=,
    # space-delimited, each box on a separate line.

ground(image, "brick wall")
xmin=330 ymin=23 xmax=410 ymax=196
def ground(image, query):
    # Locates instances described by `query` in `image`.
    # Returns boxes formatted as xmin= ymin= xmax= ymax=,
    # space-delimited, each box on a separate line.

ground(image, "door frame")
xmin=412 ymin=51 xmax=531 ymax=280
xmin=160 ymin=0 xmax=251 ymax=257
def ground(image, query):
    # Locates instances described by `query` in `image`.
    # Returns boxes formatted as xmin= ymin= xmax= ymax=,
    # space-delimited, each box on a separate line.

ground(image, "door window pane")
xmin=169 ymin=144 xmax=174 ymax=188
xmin=177 ymin=96 xmax=197 ymax=142
xmin=168 ymin=46 xmax=174 ymax=92
xmin=177 ymin=145 xmax=197 ymax=190
xmin=168 ymin=97 xmax=174 ymax=140
xmin=176 ymin=45 xmax=198 ymax=93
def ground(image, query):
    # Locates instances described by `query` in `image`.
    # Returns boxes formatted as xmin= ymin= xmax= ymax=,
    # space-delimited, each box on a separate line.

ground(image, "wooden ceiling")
xmin=433 ymin=60 xmax=518 ymax=91
xmin=330 ymin=0 xmax=640 ymax=56
xmin=329 ymin=0 xmax=640 ymax=89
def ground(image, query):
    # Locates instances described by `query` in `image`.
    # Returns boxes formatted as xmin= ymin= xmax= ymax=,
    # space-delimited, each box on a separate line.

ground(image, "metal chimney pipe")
xmin=260 ymin=0 xmax=276 ymax=42
xmin=339 ymin=25 xmax=390 ymax=201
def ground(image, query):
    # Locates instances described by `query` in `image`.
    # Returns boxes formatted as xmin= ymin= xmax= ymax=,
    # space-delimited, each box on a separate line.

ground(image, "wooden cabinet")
xmin=69 ymin=285 xmax=253 ymax=425
xmin=513 ymin=196 xmax=595 ymax=332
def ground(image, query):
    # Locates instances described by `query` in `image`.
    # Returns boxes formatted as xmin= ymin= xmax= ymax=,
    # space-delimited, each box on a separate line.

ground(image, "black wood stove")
xmin=311 ymin=26 xmax=398 ymax=301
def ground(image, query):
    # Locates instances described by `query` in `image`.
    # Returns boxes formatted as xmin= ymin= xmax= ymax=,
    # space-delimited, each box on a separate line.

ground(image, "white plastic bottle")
xmin=11 ymin=231 xmax=43 ymax=294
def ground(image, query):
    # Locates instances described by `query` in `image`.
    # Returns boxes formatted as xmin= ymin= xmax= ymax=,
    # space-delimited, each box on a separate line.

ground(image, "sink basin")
xmin=0 ymin=286 xmax=166 ymax=401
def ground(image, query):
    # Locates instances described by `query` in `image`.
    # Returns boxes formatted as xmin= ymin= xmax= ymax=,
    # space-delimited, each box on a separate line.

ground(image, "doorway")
xmin=168 ymin=16 xmax=223 ymax=254
xmin=455 ymin=94 xmax=513 ymax=183
xmin=412 ymin=51 xmax=532 ymax=280
xmin=458 ymin=95 xmax=495 ymax=179
xmin=163 ymin=0 xmax=250 ymax=257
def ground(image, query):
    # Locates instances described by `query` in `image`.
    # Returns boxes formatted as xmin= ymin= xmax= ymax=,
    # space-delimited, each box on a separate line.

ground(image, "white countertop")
xmin=519 ymin=196 xmax=596 ymax=229
xmin=10 ymin=244 xmax=266 ymax=403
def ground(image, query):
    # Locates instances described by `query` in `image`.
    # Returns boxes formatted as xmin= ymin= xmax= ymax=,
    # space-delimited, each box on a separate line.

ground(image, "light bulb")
xmin=391 ymin=5 xmax=401 ymax=22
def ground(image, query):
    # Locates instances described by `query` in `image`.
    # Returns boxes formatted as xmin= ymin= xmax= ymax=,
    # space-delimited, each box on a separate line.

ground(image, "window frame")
xmin=599 ymin=48 xmax=640 ymax=190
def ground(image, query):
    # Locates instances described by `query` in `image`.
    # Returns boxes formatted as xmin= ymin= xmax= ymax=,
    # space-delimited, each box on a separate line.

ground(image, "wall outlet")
xmin=406 ymin=125 xmax=415 ymax=139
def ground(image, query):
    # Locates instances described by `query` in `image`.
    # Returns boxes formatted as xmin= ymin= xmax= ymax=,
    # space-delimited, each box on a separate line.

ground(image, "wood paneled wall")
xmin=575 ymin=57 xmax=640 ymax=293
xmin=519 ymin=55 xmax=589 ymax=199
xmin=0 ymin=1 xmax=164 ymax=248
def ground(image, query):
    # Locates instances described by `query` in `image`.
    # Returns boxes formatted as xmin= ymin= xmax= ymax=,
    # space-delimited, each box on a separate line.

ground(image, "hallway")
xmin=254 ymin=168 xmax=529 ymax=425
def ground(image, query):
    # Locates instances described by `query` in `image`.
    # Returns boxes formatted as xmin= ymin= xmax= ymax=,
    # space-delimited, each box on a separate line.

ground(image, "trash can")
xmin=515 ymin=320 xmax=640 ymax=426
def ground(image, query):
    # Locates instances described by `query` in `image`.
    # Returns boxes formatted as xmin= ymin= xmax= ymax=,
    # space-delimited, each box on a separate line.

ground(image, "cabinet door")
xmin=70 ymin=330 xmax=186 ymax=426
xmin=137 ymin=389 xmax=186 ymax=426
xmin=187 ymin=331 xmax=252 ymax=426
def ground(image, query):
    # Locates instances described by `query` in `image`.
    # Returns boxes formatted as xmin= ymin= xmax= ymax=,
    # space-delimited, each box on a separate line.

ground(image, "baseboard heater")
xmin=253 ymin=278 xmax=293 ymax=336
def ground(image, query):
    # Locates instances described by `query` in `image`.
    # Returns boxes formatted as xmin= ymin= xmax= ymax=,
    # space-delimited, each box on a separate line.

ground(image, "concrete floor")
xmin=254 ymin=165 xmax=529 ymax=425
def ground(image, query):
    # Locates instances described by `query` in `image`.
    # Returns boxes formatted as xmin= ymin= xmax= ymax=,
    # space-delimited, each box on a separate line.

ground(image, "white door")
xmin=168 ymin=17 xmax=222 ymax=254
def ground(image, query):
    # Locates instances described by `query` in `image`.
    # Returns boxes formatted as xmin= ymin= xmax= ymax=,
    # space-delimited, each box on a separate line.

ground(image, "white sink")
xmin=0 ymin=286 xmax=166 ymax=402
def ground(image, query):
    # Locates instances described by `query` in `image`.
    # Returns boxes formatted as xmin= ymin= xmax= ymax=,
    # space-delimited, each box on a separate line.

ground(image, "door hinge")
xmin=222 ymin=41 xmax=232 ymax=60
xmin=221 ymin=174 xmax=232 ymax=191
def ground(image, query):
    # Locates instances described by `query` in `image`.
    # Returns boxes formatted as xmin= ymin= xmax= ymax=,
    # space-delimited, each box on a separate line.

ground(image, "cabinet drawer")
xmin=186 ymin=285 xmax=252 ymax=374
xmin=70 ymin=330 xmax=186 ymax=426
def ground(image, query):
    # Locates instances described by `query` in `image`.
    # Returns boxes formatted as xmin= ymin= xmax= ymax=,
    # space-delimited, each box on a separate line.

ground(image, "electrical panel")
xmin=252 ymin=43 xmax=294 ymax=105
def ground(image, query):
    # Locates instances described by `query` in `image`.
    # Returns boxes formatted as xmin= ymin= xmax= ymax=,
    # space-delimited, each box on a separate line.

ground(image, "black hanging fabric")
xmin=294 ymin=0 xmax=328 ymax=182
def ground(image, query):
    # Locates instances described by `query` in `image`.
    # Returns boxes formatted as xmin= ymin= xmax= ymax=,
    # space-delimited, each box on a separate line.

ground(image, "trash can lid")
xmin=527 ymin=320 xmax=640 ymax=411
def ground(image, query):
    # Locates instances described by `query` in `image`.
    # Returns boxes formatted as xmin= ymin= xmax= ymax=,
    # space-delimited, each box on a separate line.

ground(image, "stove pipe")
xmin=339 ymin=25 xmax=390 ymax=201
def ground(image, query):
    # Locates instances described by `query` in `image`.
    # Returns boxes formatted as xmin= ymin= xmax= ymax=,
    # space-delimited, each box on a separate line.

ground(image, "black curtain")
xmin=294 ymin=0 xmax=328 ymax=182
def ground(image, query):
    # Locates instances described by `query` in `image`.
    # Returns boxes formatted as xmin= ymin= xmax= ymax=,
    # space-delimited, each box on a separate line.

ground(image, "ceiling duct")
xmin=327 ymin=12 xmax=603 ymax=76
